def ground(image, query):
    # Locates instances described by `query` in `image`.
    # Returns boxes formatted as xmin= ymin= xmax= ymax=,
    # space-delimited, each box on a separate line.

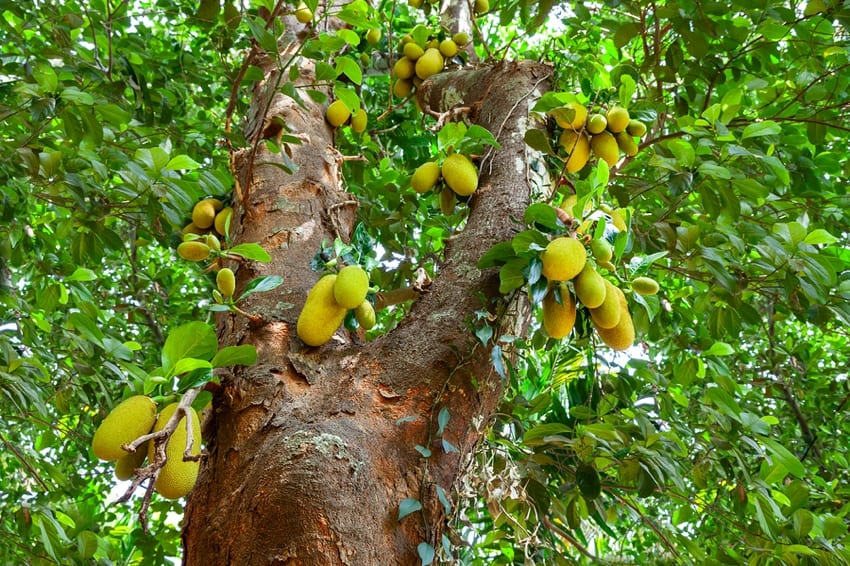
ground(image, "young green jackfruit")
xmin=326 ymin=100 xmax=351 ymax=127
xmin=217 ymin=268 xmax=236 ymax=300
xmin=393 ymin=57 xmax=415 ymax=80
xmin=297 ymin=275 xmax=348 ymax=346
xmin=631 ymin=276 xmax=659 ymax=296
xmin=615 ymin=132 xmax=639 ymax=157
xmin=559 ymin=130 xmax=590 ymax=173
xmin=333 ymin=265 xmax=369 ymax=309
xmin=595 ymin=286 xmax=634 ymax=350
xmin=589 ymin=238 xmax=613 ymax=263
xmin=541 ymin=237 xmax=587 ymax=282
xmin=350 ymin=108 xmax=368 ymax=133
xmin=411 ymin=161 xmax=441 ymax=193
xmin=149 ymin=403 xmax=202 ymax=500
xmin=542 ymin=283 xmax=576 ymax=339
xmin=626 ymin=119 xmax=647 ymax=137
xmin=590 ymin=131 xmax=620 ymax=167
xmin=92 ymin=395 xmax=157 ymax=461
xmin=192 ymin=200 xmax=217 ymax=229
xmin=440 ymin=186 xmax=455 ymax=215
xmin=355 ymin=300 xmax=376 ymax=330
xmin=177 ymin=241 xmax=211 ymax=262
xmin=606 ymin=106 xmax=630 ymax=133
xmin=573 ymin=264 xmax=607 ymax=308
xmin=415 ymin=48 xmax=444 ymax=80
xmin=214 ymin=207 xmax=233 ymax=236
xmin=441 ymin=154 xmax=478 ymax=196
xmin=588 ymin=280 xmax=622 ymax=329
xmin=114 ymin=440 xmax=149 ymax=480
xmin=295 ymin=1 xmax=313 ymax=23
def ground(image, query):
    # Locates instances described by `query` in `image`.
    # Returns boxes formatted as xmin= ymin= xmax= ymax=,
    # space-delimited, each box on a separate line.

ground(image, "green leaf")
xmin=65 ymin=268 xmax=97 ymax=282
xmin=398 ymin=498 xmax=422 ymax=521
xmin=705 ymin=387 xmax=742 ymax=420
xmin=68 ymin=312 xmax=105 ymax=347
xmin=418 ymin=542 xmax=435 ymax=565
xmin=759 ymin=436 xmax=806 ymax=479
xmin=437 ymin=407 xmax=450 ymax=436
xmin=524 ymin=129 xmax=554 ymax=155
xmin=523 ymin=423 xmax=572 ymax=444
xmin=228 ymin=243 xmax=271 ymax=262
xmin=524 ymin=203 xmax=561 ymax=231
xmin=166 ymin=155 xmax=202 ymax=170
xmin=173 ymin=358 xmax=213 ymax=375
xmin=802 ymin=228 xmax=837 ymax=245
xmin=499 ymin=259 xmax=527 ymax=294
xmin=741 ymin=120 xmax=781 ymax=140
xmin=703 ymin=342 xmax=735 ymax=356
xmin=161 ymin=322 xmax=218 ymax=375
xmin=239 ymin=275 xmax=284 ymax=300
xmin=211 ymin=345 xmax=258 ymax=367
xmin=511 ymin=229 xmax=549 ymax=254
xmin=478 ymin=241 xmax=515 ymax=269
xmin=335 ymin=56 xmax=362 ymax=85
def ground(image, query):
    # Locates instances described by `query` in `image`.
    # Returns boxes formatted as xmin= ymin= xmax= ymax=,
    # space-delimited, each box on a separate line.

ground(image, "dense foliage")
xmin=1 ymin=0 xmax=849 ymax=563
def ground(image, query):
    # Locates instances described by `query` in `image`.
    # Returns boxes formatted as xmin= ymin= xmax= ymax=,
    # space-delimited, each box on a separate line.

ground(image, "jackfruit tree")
xmin=1 ymin=0 xmax=850 ymax=564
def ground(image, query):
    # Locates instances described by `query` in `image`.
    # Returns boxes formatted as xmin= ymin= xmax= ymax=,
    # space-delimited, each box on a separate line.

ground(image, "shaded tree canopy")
xmin=1 ymin=0 xmax=850 ymax=564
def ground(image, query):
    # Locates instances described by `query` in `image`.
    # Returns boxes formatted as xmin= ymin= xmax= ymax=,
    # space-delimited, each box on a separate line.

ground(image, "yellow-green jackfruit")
xmin=588 ymin=280 xmax=622 ymax=329
xmin=573 ymin=264 xmax=607 ymax=309
xmin=333 ymin=265 xmax=369 ymax=309
xmin=541 ymin=237 xmax=587 ymax=282
xmin=114 ymin=440 xmax=149 ymax=480
xmin=441 ymin=154 xmax=478 ymax=196
xmin=149 ymin=403 xmax=202 ymax=499
xmin=595 ymin=286 xmax=635 ymax=350
xmin=92 ymin=395 xmax=157 ymax=461
xmin=296 ymin=275 xmax=347 ymax=346
xmin=355 ymin=300 xmax=376 ymax=330
xmin=542 ymin=283 xmax=576 ymax=339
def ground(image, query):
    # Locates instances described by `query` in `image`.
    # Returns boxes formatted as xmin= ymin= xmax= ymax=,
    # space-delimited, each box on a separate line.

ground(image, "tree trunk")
xmin=182 ymin=23 xmax=552 ymax=562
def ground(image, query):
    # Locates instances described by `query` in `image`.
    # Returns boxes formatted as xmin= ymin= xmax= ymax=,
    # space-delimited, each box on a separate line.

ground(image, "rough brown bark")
xmin=182 ymin=24 xmax=552 ymax=562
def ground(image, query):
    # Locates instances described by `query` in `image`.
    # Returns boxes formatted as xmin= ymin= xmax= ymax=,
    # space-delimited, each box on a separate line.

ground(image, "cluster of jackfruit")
xmin=296 ymin=265 xmax=376 ymax=346
xmin=325 ymin=97 xmax=368 ymax=134
xmin=410 ymin=152 xmax=479 ymax=214
xmin=177 ymin=197 xmax=233 ymax=262
xmin=551 ymin=101 xmax=647 ymax=173
xmin=537 ymin=235 xmax=657 ymax=350
xmin=390 ymin=27 xmax=471 ymax=100
xmin=91 ymin=395 xmax=202 ymax=499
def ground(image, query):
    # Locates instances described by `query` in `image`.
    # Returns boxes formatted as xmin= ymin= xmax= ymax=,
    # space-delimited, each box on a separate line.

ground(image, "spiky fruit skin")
xmin=295 ymin=1 xmax=312 ymax=23
xmin=326 ymin=100 xmax=351 ymax=127
xmin=214 ymin=207 xmax=233 ymax=236
xmin=415 ymin=48 xmax=444 ymax=80
xmin=591 ymin=131 xmax=619 ymax=167
xmin=587 ymin=113 xmax=608 ymax=134
xmin=333 ymin=265 xmax=369 ymax=309
xmin=297 ymin=275 xmax=347 ymax=346
xmin=595 ymin=286 xmax=634 ymax=350
xmin=542 ymin=283 xmax=577 ymax=339
xmin=393 ymin=57 xmax=415 ymax=80
xmin=217 ymin=268 xmax=236 ymax=299
xmin=441 ymin=154 xmax=478 ymax=196
xmin=573 ymin=264 xmax=607 ymax=308
xmin=474 ymin=0 xmax=489 ymax=14
xmin=192 ymin=200 xmax=217 ymax=229
xmin=552 ymin=102 xmax=588 ymax=131
xmin=92 ymin=396 xmax=157 ymax=461
xmin=606 ymin=106 xmax=630 ymax=133
xmin=355 ymin=300 xmax=376 ymax=330
xmin=149 ymin=403 xmax=202 ymax=500
xmin=616 ymin=132 xmax=639 ymax=156
xmin=177 ymin=241 xmax=211 ymax=262
xmin=411 ymin=161 xmax=441 ymax=193
xmin=631 ymin=276 xmax=659 ymax=296
xmin=403 ymin=42 xmax=424 ymax=61
xmin=541 ymin=237 xmax=587 ymax=282
xmin=114 ymin=440 xmax=148 ymax=480
xmin=559 ymin=130 xmax=590 ymax=173
xmin=589 ymin=280 xmax=622 ymax=329
xmin=350 ymin=108 xmax=367 ymax=133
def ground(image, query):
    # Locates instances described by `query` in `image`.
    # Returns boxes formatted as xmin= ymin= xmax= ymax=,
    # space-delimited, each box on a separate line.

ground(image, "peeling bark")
xmin=183 ymin=28 xmax=552 ymax=562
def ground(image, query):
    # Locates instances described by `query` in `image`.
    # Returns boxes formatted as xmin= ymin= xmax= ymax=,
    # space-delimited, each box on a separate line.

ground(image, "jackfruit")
xmin=355 ymin=300 xmax=376 ymax=330
xmin=403 ymin=42 xmax=425 ymax=61
xmin=552 ymin=102 xmax=588 ymax=131
xmin=366 ymin=29 xmax=382 ymax=45
xmin=149 ymin=402 xmax=202 ymax=499
xmin=474 ymin=0 xmax=489 ymax=13
xmin=439 ymin=39 xmax=458 ymax=57
xmin=541 ymin=237 xmax=587 ymax=282
xmin=217 ymin=268 xmax=236 ymax=300
xmin=411 ymin=161 xmax=441 ymax=193
xmin=182 ymin=222 xmax=206 ymax=236
xmin=616 ymin=132 xmax=639 ymax=157
xmin=295 ymin=1 xmax=313 ymax=23
xmin=606 ymin=106 xmax=630 ymax=133
xmin=326 ymin=100 xmax=351 ymax=127
xmin=573 ymin=264 xmax=607 ymax=308
xmin=590 ymin=131 xmax=619 ymax=167
xmin=114 ymin=440 xmax=148 ymax=480
xmin=542 ymin=283 xmax=576 ymax=339
xmin=441 ymin=154 xmax=478 ymax=196
xmin=587 ymin=113 xmax=608 ymax=134
xmin=214 ymin=207 xmax=233 ymax=236
xmin=92 ymin=395 xmax=157 ymax=461
xmin=590 ymin=238 xmax=613 ymax=263
xmin=626 ymin=119 xmax=647 ymax=137
xmin=333 ymin=265 xmax=369 ymax=309
xmin=415 ymin=48 xmax=444 ymax=80
xmin=297 ymin=275 xmax=347 ymax=346
xmin=631 ymin=276 xmax=659 ymax=296
xmin=192 ymin=200 xmax=217 ymax=229
xmin=350 ymin=108 xmax=368 ymax=133
xmin=452 ymin=32 xmax=470 ymax=46
xmin=439 ymin=186 xmax=455 ymax=215
xmin=393 ymin=79 xmax=413 ymax=98
xmin=588 ymin=280 xmax=621 ymax=329
xmin=559 ymin=130 xmax=590 ymax=173
xmin=393 ymin=57 xmax=415 ymax=80
xmin=204 ymin=233 xmax=221 ymax=253
xmin=595 ymin=286 xmax=634 ymax=350
xmin=177 ymin=241 xmax=211 ymax=262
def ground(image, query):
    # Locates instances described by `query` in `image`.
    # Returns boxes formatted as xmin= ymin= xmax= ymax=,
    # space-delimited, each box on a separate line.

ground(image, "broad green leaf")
xmin=759 ymin=436 xmax=806 ymax=479
xmin=161 ymin=322 xmax=218 ymax=375
xmin=523 ymin=423 xmax=572 ymax=444
xmin=417 ymin=542 xmax=435 ymax=565
xmin=173 ymin=358 xmax=213 ymax=375
xmin=741 ymin=120 xmax=781 ymax=140
xmin=211 ymin=345 xmax=258 ymax=367
xmin=166 ymin=155 xmax=201 ymax=170
xmin=65 ymin=268 xmax=97 ymax=282
xmin=398 ymin=498 xmax=422 ymax=521
xmin=703 ymin=342 xmax=735 ymax=356
xmin=802 ymin=228 xmax=837 ymax=245
xmin=228 ymin=243 xmax=271 ymax=262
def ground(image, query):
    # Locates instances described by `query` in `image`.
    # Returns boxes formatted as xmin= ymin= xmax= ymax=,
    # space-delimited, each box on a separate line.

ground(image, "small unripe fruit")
xmin=149 ymin=403 xmax=202 ymax=499
xmin=333 ymin=265 xmax=369 ymax=309
xmin=552 ymin=102 xmax=588 ymax=131
xmin=182 ymin=222 xmax=205 ymax=236
xmin=474 ymin=0 xmax=489 ymax=14
xmin=573 ymin=264 xmax=607 ymax=308
xmin=214 ymin=207 xmax=233 ymax=236
xmin=411 ymin=161 xmax=441 ymax=193
xmin=393 ymin=79 xmax=413 ymax=98
xmin=606 ymin=106 xmax=630 ymax=133
xmin=295 ymin=1 xmax=313 ymax=23
xmin=204 ymin=233 xmax=221 ymax=253
xmin=542 ymin=283 xmax=576 ymax=339
xmin=587 ymin=113 xmax=608 ymax=134
xmin=589 ymin=280 xmax=622 ymax=329
xmin=217 ymin=268 xmax=236 ymax=299
xmin=355 ymin=300 xmax=376 ymax=330
xmin=326 ymin=99 xmax=351 ymax=127
xmin=403 ymin=42 xmax=425 ymax=61
xmin=452 ymin=32 xmax=470 ymax=46
xmin=393 ymin=57 xmax=415 ymax=80
xmin=366 ymin=28 xmax=381 ymax=45
xmin=177 ymin=241 xmax=211 ymax=262
xmin=595 ymin=286 xmax=634 ymax=350
xmin=591 ymin=131 xmax=620 ymax=167
xmin=297 ymin=275 xmax=348 ymax=346
xmin=590 ymin=238 xmax=613 ymax=263
xmin=559 ymin=130 xmax=590 ymax=173
xmin=350 ymin=108 xmax=368 ymax=133
xmin=626 ymin=119 xmax=647 ymax=137
xmin=441 ymin=154 xmax=478 ymax=196
xmin=415 ymin=48 xmax=444 ymax=80
xmin=541 ymin=237 xmax=587 ymax=282
xmin=114 ymin=440 xmax=148 ymax=480
xmin=439 ymin=39 xmax=458 ymax=57
xmin=192 ymin=200 xmax=217 ymax=229
xmin=616 ymin=132 xmax=639 ymax=157
xmin=439 ymin=186 xmax=455 ymax=215
xmin=92 ymin=396 xmax=157 ymax=461
xmin=631 ymin=276 xmax=659 ymax=296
